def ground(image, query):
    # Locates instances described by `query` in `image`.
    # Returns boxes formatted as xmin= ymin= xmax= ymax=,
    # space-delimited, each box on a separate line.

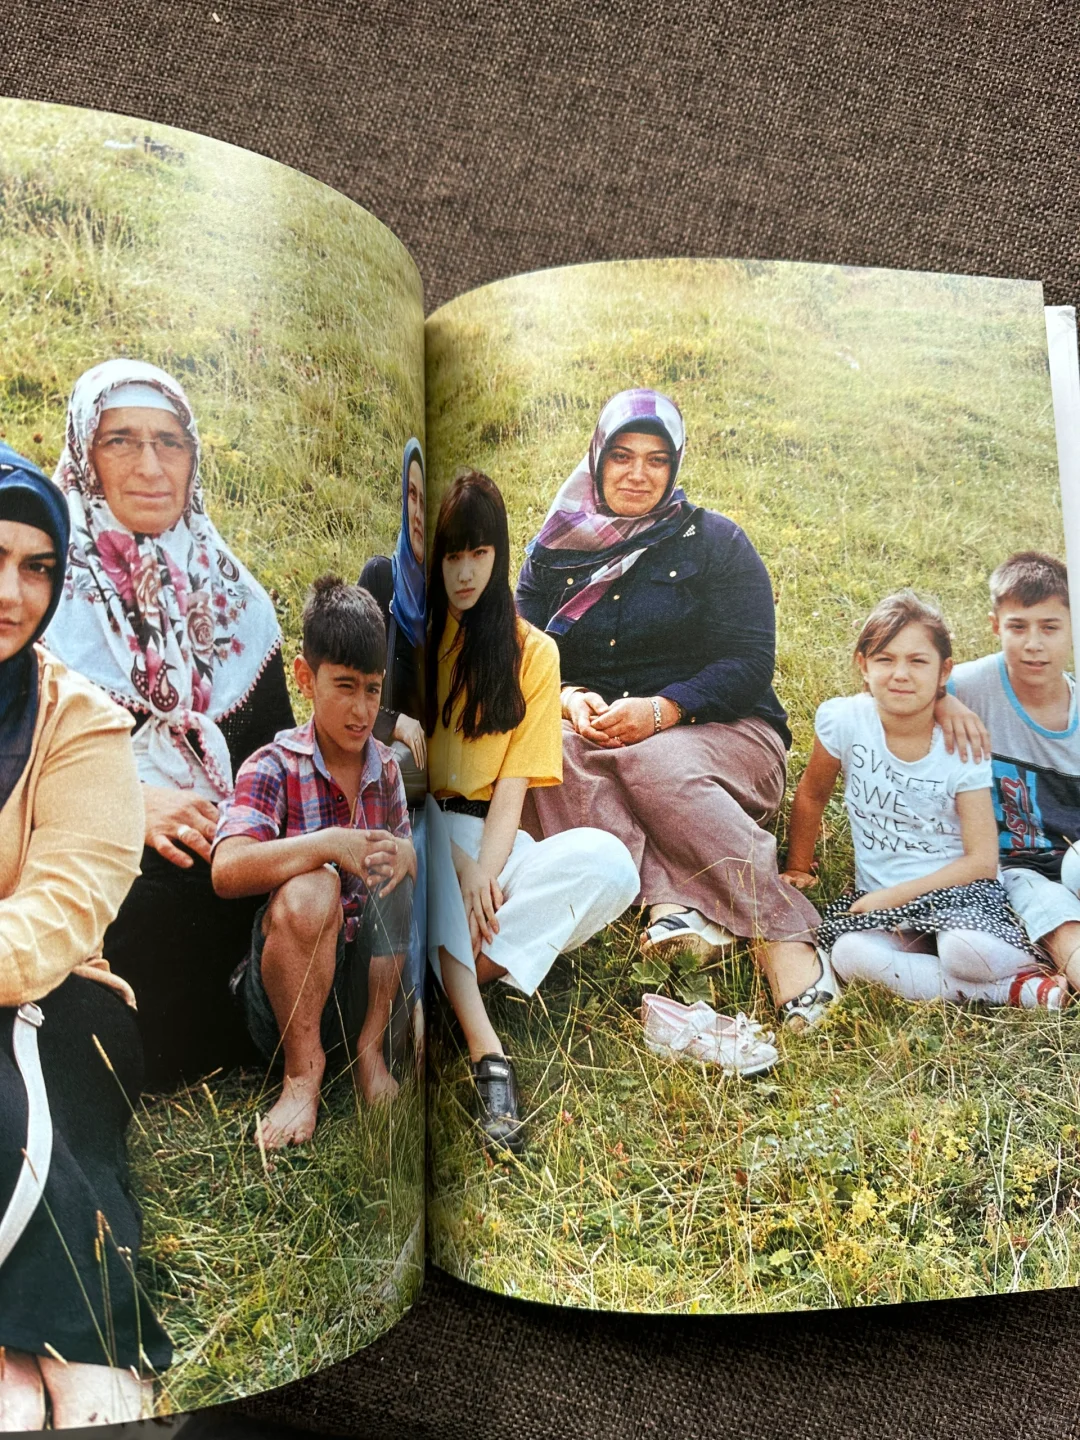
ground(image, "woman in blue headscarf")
xmin=359 ymin=437 xmax=427 ymax=768
xmin=0 ymin=444 xmax=171 ymax=1429
xmin=359 ymin=438 xmax=428 ymax=1060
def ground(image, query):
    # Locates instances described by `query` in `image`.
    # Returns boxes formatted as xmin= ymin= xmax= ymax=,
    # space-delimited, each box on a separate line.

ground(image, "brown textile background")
xmin=5 ymin=2 xmax=1080 ymax=1435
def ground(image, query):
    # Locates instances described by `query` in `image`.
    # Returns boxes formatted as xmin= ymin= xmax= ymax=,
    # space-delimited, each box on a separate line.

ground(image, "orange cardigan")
xmin=0 ymin=646 xmax=143 ymax=1008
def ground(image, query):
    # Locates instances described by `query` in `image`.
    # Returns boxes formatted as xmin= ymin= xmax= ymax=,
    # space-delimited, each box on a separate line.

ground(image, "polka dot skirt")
xmin=816 ymin=877 xmax=1041 ymax=960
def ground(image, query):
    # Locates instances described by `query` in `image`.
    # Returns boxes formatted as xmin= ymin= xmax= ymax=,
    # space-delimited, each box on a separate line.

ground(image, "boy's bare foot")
xmin=256 ymin=1072 xmax=323 ymax=1148
xmin=356 ymin=1044 xmax=400 ymax=1106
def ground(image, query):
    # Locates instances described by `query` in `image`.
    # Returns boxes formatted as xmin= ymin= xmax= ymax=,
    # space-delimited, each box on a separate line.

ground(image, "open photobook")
xmin=2 ymin=97 xmax=1080 ymax=1432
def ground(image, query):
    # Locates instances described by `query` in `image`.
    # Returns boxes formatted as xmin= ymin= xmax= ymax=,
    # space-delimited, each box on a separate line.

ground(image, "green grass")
xmin=134 ymin=1066 xmax=424 ymax=1412
xmin=0 ymin=99 xmax=426 ymax=1407
xmin=423 ymin=257 xmax=1079 ymax=1312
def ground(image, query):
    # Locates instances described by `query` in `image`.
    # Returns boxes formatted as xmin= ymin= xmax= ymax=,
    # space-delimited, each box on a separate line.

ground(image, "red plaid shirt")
xmin=215 ymin=718 xmax=411 ymax=926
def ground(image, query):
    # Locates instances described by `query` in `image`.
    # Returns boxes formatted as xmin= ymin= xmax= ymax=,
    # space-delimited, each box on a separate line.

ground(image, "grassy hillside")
xmin=423 ymin=258 xmax=1080 ymax=1313
xmin=0 ymin=99 xmax=426 ymax=1410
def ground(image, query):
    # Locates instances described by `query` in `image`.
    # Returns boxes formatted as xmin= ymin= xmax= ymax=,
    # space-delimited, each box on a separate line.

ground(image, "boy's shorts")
xmin=233 ymin=874 xmax=414 ymax=1063
xmin=1001 ymin=866 xmax=1080 ymax=944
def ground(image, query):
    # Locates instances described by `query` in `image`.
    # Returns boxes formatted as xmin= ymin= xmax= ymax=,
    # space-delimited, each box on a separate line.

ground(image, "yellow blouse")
xmin=429 ymin=614 xmax=563 ymax=802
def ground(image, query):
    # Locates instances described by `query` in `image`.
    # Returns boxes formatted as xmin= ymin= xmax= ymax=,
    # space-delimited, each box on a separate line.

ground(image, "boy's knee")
xmin=267 ymin=867 xmax=342 ymax=940
xmin=1046 ymin=920 xmax=1080 ymax=965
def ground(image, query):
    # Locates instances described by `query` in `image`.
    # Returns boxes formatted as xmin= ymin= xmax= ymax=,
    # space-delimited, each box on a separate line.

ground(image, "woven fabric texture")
xmin=5 ymin=3 xmax=1080 ymax=1436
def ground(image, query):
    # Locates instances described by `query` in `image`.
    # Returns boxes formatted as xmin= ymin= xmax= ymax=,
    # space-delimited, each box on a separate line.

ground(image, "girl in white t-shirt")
xmin=780 ymin=591 xmax=1067 ymax=1009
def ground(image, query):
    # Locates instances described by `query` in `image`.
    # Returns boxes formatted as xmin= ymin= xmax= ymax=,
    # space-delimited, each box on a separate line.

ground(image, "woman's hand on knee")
xmin=565 ymin=690 xmax=619 ymax=746
xmin=143 ymin=785 xmax=219 ymax=868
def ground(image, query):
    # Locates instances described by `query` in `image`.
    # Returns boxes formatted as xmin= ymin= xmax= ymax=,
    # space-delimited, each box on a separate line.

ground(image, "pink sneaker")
xmin=1008 ymin=970 xmax=1071 ymax=1010
xmin=641 ymin=993 xmax=779 ymax=1076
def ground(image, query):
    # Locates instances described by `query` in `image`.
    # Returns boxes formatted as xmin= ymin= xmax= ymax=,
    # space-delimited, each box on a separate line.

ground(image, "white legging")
xmin=831 ymin=928 xmax=1035 ymax=1004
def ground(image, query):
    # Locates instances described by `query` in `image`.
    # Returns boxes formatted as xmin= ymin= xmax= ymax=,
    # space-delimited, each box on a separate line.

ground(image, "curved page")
xmin=424 ymin=257 xmax=1076 ymax=1316
xmin=0 ymin=98 xmax=425 ymax=1424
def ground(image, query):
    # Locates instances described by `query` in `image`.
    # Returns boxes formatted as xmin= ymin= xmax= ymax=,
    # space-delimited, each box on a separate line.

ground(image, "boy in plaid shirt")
xmin=213 ymin=576 xmax=416 ymax=1149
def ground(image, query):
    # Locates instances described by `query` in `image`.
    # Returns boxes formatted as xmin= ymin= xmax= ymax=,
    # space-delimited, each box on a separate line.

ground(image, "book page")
xmin=423 ymin=256 xmax=1077 ymax=1316
xmin=0 ymin=98 xmax=425 ymax=1425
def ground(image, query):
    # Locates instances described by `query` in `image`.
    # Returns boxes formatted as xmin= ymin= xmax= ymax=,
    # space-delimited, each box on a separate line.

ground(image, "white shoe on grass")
xmin=641 ymin=993 xmax=779 ymax=1076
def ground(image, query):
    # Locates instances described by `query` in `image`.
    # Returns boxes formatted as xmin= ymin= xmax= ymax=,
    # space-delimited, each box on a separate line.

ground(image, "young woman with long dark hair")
xmin=426 ymin=471 xmax=638 ymax=1153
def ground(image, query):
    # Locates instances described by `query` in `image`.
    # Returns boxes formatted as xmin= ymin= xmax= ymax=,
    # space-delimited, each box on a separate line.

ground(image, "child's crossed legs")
xmin=831 ymin=927 xmax=1063 ymax=1006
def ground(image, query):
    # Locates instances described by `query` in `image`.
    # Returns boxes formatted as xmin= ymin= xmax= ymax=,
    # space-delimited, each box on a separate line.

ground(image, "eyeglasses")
xmin=93 ymin=435 xmax=193 ymax=463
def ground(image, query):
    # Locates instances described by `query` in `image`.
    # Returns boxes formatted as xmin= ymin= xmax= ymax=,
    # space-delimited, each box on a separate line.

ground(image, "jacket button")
xmin=613 ymin=593 xmax=620 ymax=600
xmin=623 ymin=690 xmax=629 ymax=697
xmin=566 ymin=577 xmax=574 ymax=585
xmin=669 ymin=569 xmax=677 ymax=577
xmin=691 ymin=716 xmax=697 ymax=724
xmin=609 ymin=638 xmax=616 ymax=646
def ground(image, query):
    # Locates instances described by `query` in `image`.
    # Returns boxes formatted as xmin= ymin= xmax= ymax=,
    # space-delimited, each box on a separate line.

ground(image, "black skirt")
xmin=0 ymin=974 xmax=172 ymax=1372
xmin=103 ymin=846 xmax=262 ymax=1090
xmin=816 ymin=877 xmax=1041 ymax=959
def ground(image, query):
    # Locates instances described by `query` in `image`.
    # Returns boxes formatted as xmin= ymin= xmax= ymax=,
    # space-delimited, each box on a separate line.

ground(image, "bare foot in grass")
xmin=356 ymin=1043 xmax=399 ymax=1106
xmin=256 ymin=1072 xmax=322 ymax=1148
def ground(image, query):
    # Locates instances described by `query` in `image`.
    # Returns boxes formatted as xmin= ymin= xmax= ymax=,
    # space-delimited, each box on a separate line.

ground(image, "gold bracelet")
xmin=652 ymin=697 xmax=663 ymax=734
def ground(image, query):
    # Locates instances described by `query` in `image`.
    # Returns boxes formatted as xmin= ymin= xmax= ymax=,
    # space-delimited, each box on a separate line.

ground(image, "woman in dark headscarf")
xmin=0 ymin=444 xmax=171 ymax=1430
xmin=516 ymin=388 xmax=829 ymax=1029
xmin=359 ymin=436 xmax=427 ymax=770
xmin=359 ymin=438 xmax=428 ymax=1041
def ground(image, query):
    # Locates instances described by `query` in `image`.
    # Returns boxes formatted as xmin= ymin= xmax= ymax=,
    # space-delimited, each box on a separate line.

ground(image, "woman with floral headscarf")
xmin=516 ymin=388 xmax=829 ymax=1030
xmin=0 ymin=444 xmax=171 ymax=1429
xmin=47 ymin=360 xmax=294 ymax=1087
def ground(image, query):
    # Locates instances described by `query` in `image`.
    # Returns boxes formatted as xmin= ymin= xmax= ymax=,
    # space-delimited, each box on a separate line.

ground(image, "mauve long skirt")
xmin=525 ymin=716 xmax=820 ymax=944
xmin=0 ymin=975 xmax=172 ymax=1372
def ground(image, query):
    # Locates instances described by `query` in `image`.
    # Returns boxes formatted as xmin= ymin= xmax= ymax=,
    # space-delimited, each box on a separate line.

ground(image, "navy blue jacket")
xmin=515 ymin=507 xmax=791 ymax=746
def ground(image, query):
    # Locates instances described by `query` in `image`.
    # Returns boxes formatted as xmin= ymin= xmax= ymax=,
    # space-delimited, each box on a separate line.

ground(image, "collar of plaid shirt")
xmin=277 ymin=716 xmax=386 ymax=805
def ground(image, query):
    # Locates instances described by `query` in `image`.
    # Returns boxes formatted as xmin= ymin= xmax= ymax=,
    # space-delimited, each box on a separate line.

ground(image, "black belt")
xmin=435 ymin=795 xmax=490 ymax=818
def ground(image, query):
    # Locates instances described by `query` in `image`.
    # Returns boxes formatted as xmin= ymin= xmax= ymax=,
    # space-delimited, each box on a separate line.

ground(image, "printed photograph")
xmin=423 ymin=258 xmax=1077 ymax=1315
xmin=0 ymin=99 xmax=426 ymax=1425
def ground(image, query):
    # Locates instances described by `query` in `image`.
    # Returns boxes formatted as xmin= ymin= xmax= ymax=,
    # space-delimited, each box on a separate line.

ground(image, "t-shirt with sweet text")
xmin=815 ymin=692 xmax=992 ymax=893
xmin=949 ymin=652 xmax=1080 ymax=881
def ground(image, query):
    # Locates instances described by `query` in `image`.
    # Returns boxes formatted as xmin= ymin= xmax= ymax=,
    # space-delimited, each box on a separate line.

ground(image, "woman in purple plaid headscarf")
xmin=517 ymin=388 xmax=827 ymax=1030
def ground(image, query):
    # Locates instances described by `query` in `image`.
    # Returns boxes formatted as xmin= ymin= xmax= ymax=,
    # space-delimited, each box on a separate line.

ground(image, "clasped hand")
xmin=565 ymin=691 xmax=674 ymax=747
xmin=332 ymin=827 xmax=414 ymax=895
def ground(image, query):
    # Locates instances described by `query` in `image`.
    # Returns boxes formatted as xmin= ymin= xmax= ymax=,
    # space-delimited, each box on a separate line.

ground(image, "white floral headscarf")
xmin=46 ymin=359 xmax=281 ymax=798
